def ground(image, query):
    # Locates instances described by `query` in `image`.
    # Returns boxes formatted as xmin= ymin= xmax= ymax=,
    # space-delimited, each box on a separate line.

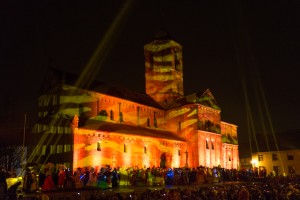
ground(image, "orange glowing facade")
xmin=31 ymin=31 xmax=239 ymax=172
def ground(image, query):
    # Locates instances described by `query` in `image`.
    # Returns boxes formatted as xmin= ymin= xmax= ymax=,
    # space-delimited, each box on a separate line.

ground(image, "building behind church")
xmin=29 ymin=31 xmax=239 ymax=172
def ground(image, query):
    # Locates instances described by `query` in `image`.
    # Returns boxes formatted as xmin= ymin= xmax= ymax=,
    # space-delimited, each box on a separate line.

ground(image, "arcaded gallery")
xmin=31 ymin=31 xmax=239 ymax=172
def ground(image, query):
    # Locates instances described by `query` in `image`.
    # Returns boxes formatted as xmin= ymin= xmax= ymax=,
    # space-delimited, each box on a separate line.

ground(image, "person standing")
xmin=238 ymin=187 xmax=250 ymax=200
xmin=57 ymin=167 xmax=66 ymax=190
xmin=42 ymin=171 xmax=56 ymax=191
xmin=111 ymin=168 xmax=119 ymax=188
xmin=23 ymin=168 xmax=33 ymax=193
xmin=83 ymin=168 xmax=90 ymax=187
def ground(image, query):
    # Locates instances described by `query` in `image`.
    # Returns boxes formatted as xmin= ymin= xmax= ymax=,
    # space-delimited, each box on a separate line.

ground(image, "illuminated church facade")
xmin=31 ymin=32 xmax=239 ymax=171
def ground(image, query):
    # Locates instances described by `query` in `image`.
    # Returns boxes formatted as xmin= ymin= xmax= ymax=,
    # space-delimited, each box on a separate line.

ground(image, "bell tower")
xmin=144 ymin=30 xmax=184 ymax=108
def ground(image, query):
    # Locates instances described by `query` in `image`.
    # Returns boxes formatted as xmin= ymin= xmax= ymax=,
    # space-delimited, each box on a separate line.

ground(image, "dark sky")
xmin=1 ymin=0 xmax=299 ymax=156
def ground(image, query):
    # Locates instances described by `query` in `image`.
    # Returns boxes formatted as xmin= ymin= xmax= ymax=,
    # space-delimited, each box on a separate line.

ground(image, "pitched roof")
xmin=40 ymin=67 xmax=162 ymax=109
xmin=153 ymin=29 xmax=173 ymax=40
xmin=82 ymin=119 xmax=186 ymax=142
xmin=167 ymin=89 xmax=221 ymax=110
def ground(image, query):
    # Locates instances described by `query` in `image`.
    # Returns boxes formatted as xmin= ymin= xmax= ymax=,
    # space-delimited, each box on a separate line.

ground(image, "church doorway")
xmin=160 ymin=152 xmax=172 ymax=169
xmin=160 ymin=153 xmax=167 ymax=168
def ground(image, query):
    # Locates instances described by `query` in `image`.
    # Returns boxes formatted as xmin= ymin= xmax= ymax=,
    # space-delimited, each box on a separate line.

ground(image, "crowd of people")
xmin=21 ymin=165 xmax=245 ymax=192
xmin=1 ymin=164 xmax=300 ymax=199
xmin=110 ymin=178 xmax=300 ymax=200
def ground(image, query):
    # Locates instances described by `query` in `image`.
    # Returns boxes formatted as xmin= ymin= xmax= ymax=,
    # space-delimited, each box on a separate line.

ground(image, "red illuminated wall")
xmin=80 ymin=93 xmax=165 ymax=129
xmin=71 ymin=91 xmax=187 ymax=171
xmin=73 ymin=127 xmax=187 ymax=171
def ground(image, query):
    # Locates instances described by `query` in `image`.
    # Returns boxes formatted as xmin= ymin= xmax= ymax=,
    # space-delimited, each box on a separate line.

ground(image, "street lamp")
xmin=251 ymin=159 xmax=257 ymax=168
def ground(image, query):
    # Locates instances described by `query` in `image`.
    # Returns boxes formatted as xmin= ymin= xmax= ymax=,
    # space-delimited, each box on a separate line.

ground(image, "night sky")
xmin=1 ymin=0 xmax=299 ymax=157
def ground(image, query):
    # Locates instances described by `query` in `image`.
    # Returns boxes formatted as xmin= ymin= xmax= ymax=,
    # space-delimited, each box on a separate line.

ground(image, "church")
xmin=30 ymin=31 xmax=239 ymax=172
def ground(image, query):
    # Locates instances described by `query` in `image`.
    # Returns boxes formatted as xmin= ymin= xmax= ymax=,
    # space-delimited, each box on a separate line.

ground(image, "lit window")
xmin=287 ymin=155 xmax=294 ymax=160
xmin=272 ymin=154 xmax=278 ymax=161
xmin=41 ymin=145 xmax=46 ymax=155
xmin=97 ymin=141 xmax=101 ymax=151
xmin=64 ymin=144 xmax=71 ymax=152
xmin=50 ymin=145 xmax=56 ymax=154
xmin=57 ymin=145 xmax=63 ymax=153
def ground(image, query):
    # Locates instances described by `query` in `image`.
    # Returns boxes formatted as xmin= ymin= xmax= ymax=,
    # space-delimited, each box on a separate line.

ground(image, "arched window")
xmin=147 ymin=118 xmax=150 ymax=127
xmin=97 ymin=141 xmax=101 ymax=151
xmin=154 ymin=112 xmax=157 ymax=128
xmin=119 ymin=112 xmax=123 ymax=123
xmin=110 ymin=110 xmax=114 ymax=120
xmin=124 ymin=144 xmax=127 ymax=153
xmin=206 ymin=139 xmax=209 ymax=149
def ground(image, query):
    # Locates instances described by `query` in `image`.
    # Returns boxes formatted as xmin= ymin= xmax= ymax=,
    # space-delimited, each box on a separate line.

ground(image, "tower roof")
xmin=144 ymin=30 xmax=181 ymax=52
xmin=154 ymin=29 xmax=173 ymax=40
